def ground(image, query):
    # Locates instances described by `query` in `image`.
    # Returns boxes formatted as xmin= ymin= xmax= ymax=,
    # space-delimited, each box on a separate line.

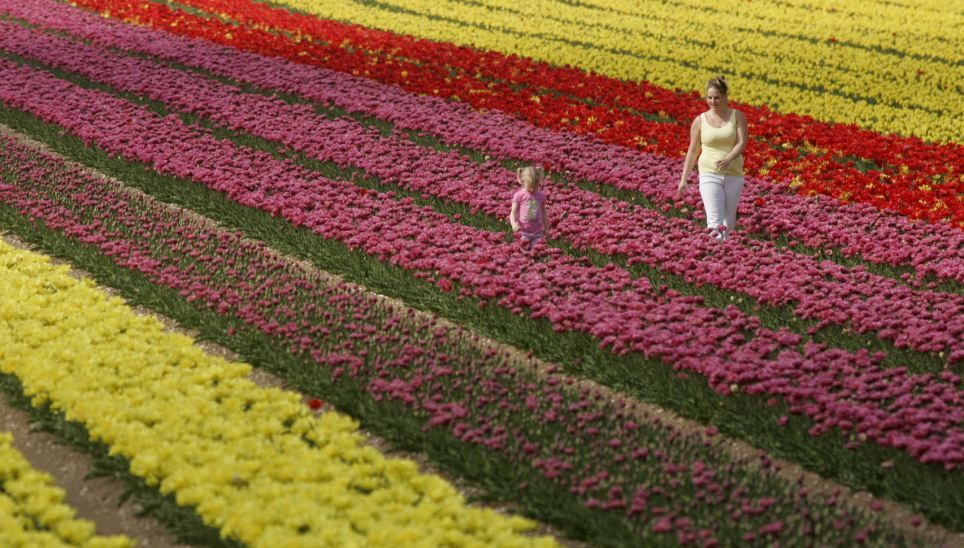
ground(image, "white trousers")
xmin=698 ymin=174 xmax=744 ymax=240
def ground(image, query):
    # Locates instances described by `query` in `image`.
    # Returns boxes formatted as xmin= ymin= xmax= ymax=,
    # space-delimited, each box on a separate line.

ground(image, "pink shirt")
xmin=512 ymin=188 xmax=546 ymax=234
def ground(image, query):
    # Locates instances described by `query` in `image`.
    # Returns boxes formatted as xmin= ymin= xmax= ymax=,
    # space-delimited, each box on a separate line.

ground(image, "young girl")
xmin=509 ymin=166 xmax=549 ymax=249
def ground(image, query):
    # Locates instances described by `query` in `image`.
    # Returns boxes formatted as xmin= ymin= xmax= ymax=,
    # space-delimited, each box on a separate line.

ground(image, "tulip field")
xmin=0 ymin=0 xmax=960 ymax=546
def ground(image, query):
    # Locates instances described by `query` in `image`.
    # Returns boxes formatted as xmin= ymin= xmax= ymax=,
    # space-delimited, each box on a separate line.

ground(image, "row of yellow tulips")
xmin=598 ymin=0 xmax=962 ymax=57
xmin=476 ymin=0 xmax=956 ymax=112
xmin=0 ymin=238 xmax=551 ymax=547
xmin=279 ymin=0 xmax=960 ymax=142
xmin=0 ymin=433 xmax=132 ymax=547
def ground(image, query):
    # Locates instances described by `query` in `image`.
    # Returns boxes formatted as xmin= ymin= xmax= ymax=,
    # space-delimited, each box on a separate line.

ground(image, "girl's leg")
xmin=722 ymin=176 xmax=745 ymax=236
xmin=699 ymin=174 xmax=725 ymax=239
xmin=521 ymin=232 xmax=543 ymax=249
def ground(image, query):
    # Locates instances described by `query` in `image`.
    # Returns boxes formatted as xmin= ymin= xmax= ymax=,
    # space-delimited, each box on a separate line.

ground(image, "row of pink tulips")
xmin=0 ymin=132 xmax=908 ymax=544
xmin=0 ymin=16 xmax=959 ymax=357
xmin=0 ymin=55 xmax=959 ymax=468
xmin=2 ymin=0 xmax=962 ymax=285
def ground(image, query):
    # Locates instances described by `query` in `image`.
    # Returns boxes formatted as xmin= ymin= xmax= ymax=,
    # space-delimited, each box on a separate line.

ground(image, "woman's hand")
xmin=714 ymin=157 xmax=732 ymax=171
xmin=677 ymin=179 xmax=688 ymax=197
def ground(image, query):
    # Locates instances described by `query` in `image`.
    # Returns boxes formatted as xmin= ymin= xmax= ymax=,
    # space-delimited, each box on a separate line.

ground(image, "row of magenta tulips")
xmin=0 ymin=53 xmax=960 ymax=473
xmin=0 ymin=131 xmax=917 ymax=546
xmin=0 ymin=16 xmax=958 ymax=361
xmin=1 ymin=0 xmax=962 ymax=283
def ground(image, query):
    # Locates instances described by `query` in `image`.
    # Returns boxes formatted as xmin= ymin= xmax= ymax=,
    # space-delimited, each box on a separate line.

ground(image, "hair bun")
xmin=707 ymin=76 xmax=729 ymax=96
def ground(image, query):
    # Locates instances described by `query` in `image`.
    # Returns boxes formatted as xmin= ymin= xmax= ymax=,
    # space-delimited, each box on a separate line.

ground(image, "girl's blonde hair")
xmin=517 ymin=166 xmax=546 ymax=187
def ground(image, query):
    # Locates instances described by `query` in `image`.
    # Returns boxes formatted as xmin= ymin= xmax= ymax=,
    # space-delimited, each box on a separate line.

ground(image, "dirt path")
xmin=0 ymin=397 xmax=186 ymax=547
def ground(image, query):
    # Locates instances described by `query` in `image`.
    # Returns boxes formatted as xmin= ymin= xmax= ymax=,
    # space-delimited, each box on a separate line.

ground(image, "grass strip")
xmin=0 ymin=104 xmax=961 ymax=532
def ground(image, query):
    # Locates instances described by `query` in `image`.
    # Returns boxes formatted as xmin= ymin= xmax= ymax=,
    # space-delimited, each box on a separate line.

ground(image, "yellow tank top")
xmin=698 ymin=110 xmax=744 ymax=176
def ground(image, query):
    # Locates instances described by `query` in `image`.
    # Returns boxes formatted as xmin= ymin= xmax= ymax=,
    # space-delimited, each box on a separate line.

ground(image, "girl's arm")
xmin=678 ymin=116 xmax=701 ymax=195
xmin=509 ymin=201 xmax=520 ymax=232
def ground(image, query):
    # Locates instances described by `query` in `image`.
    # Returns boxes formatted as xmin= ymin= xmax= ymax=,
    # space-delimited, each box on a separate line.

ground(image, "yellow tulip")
xmin=0 ymin=240 xmax=551 ymax=547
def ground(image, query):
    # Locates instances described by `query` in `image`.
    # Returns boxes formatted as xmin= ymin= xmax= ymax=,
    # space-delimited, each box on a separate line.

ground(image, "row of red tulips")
xmin=63 ymin=0 xmax=964 ymax=227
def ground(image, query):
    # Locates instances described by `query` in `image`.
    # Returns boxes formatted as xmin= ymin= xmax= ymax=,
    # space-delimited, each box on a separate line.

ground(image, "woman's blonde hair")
xmin=517 ymin=166 xmax=546 ymax=187
xmin=707 ymin=75 xmax=729 ymax=96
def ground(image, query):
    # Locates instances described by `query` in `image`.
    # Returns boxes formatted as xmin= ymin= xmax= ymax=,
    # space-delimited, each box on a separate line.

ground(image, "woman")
xmin=678 ymin=76 xmax=748 ymax=241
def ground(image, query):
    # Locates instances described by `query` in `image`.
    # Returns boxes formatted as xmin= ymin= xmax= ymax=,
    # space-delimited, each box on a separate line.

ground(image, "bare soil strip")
xmin=0 ymin=392 xmax=186 ymax=547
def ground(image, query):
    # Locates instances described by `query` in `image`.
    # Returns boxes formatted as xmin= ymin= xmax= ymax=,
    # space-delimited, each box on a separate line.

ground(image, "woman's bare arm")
xmin=678 ymin=116 xmax=702 ymax=195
